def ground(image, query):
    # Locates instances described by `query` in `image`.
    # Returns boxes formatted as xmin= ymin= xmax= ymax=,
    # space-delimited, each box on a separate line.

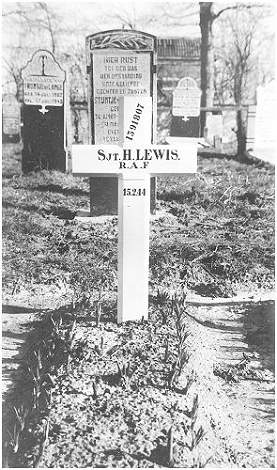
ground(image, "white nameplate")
xmin=72 ymin=144 xmax=197 ymax=177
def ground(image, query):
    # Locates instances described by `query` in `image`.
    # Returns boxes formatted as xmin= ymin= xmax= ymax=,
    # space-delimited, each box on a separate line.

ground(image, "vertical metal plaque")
xmin=86 ymin=29 xmax=157 ymax=214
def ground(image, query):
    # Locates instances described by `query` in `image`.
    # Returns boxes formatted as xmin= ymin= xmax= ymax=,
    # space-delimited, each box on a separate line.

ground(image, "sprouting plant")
xmin=8 ymin=424 xmax=20 ymax=453
xmin=42 ymin=386 xmax=53 ymax=408
xmin=33 ymin=348 xmax=43 ymax=370
xmin=92 ymin=380 xmax=98 ymax=398
xmin=95 ymin=287 xmax=103 ymax=326
xmin=27 ymin=363 xmax=42 ymax=409
xmin=183 ymin=372 xmax=196 ymax=395
xmin=191 ymin=454 xmax=212 ymax=468
xmin=34 ymin=417 xmax=51 ymax=468
xmin=164 ymin=335 xmax=170 ymax=363
xmin=167 ymin=425 xmax=175 ymax=467
xmin=95 ymin=336 xmax=104 ymax=356
xmin=169 ymin=293 xmax=191 ymax=387
xmin=155 ymin=288 xmax=170 ymax=324
xmin=185 ymin=394 xmax=199 ymax=423
xmin=49 ymin=313 xmax=63 ymax=336
xmin=183 ymin=395 xmax=206 ymax=453
xmin=188 ymin=425 xmax=205 ymax=451
xmin=64 ymin=319 xmax=76 ymax=371
xmin=41 ymin=339 xmax=55 ymax=364
xmin=116 ymin=360 xmax=136 ymax=387
xmin=13 ymin=405 xmax=29 ymax=432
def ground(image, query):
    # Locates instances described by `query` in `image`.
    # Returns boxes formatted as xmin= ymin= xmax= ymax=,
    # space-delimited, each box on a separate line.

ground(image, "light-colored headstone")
xmin=172 ymin=77 xmax=201 ymax=119
xmin=254 ymin=80 xmax=276 ymax=164
xmin=2 ymin=94 xmax=20 ymax=136
xmin=92 ymin=51 xmax=152 ymax=144
xmin=86 ymin=30 xmax=157 ymax=214
xmin=206 ymin=113 xmax=223 ymax=148
xmin=22 ymin=50 xmax=65 ymax=114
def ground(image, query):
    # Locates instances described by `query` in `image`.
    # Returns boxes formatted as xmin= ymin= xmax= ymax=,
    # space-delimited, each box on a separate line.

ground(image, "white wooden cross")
xmin=72 ymin=97 xmax=197 ymax=323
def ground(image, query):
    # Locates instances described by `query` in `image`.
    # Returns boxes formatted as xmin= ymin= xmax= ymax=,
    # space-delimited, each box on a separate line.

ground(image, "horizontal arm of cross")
xmin=72 ymin=143 xmax=197 ymax=177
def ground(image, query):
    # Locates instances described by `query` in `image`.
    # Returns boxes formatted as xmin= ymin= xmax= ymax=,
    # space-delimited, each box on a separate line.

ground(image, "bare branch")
xmin=213 ymin=3 xmax=266 ymax=20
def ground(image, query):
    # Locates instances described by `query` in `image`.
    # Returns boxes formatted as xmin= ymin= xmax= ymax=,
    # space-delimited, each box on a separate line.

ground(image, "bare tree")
xmin=213 ymin=4 xmax=274 ymax=156
xmin=199 ymin=1 xmax=269 ymax=138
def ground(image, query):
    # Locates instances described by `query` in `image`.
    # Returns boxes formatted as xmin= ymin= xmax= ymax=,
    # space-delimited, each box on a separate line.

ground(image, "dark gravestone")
xmin=2 ymin=94 xmax=21 ymax=143
xmin=170 ymin=77 xmax=201 ymax=138
xmin=21 ymin=50 xmax=66 ymax=172
xmin=86 ymin=29 xmax=157 ymax=215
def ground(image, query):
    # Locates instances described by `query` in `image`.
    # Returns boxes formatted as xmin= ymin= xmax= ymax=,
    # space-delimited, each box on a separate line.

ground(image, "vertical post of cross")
xmin=117 ymin=96 xmax=153 ymax=322
xmin=118 ymin=174 xmax=150 ymax=322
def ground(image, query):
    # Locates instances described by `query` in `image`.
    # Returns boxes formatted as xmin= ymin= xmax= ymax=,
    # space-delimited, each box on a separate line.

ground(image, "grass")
xmin=2 ymin=143 xmax=275 ymax=468
xmin=2 ymin=144 xmax=275 ymax=300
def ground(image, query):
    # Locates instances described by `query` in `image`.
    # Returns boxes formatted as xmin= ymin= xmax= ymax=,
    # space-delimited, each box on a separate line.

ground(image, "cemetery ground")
xmin=2 ymin=142 xmax=275 ymax=468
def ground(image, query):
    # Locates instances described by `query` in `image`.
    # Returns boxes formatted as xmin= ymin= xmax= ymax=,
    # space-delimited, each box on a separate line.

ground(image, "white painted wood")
xmin=72 ymin=143 xmax=197 ymax=177
xmin=118 ymin=96 xmax=152 ymax=146
xmin=72 ymin=95 xmax=198 ymax=323
xmin=118 ymin=174 xmax=150 ymax=322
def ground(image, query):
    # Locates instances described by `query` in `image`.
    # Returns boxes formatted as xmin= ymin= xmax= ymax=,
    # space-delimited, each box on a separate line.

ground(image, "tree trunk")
xmin=236 ymin=109 xmax=247 ymax=158
xmin=200 ymin=2 xmax=215 ymax=137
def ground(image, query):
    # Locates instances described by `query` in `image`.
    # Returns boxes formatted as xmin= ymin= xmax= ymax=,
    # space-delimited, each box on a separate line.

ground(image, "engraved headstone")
xmin=86 ymin=29 xmax=157 ymax=214
xmin=170 ymin=77 xmax=201 ymax=138
xmin=2 ymin=93 xmax=21 ymax=143
xmin=21 ymin=49 xmax=67 ymax=172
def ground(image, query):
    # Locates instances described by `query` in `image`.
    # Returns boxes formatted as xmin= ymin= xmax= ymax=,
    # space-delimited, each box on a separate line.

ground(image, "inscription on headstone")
xmin=2 ymin=93 xmax=21 ymax=143
xmin=86 ymin=30 xmax=157 ymax=214
xmin=170 ymin=77 xmax=201 ymax=138
xmin=21 ymin=49 xmax=67 ymax=172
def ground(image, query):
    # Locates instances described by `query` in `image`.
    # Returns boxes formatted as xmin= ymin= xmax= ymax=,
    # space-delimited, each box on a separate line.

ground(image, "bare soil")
xmin=2 ymin=143 xmax=275 ymax=467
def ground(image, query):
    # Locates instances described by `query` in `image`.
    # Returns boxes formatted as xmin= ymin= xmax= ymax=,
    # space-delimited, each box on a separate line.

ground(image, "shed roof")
xmin=158 ymin=37 xmax=201 ymax=59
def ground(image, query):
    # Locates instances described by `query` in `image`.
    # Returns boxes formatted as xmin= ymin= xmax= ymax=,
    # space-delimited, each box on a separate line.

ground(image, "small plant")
xmin=164 ymin=335 xmax=170 ymax=363
xmin=167 ymin=425 xmax=175 ymax=467
xmin=166 ymin=293 xmax=190 ymax=388
xmin=8 ymin=423 xmax=20 ymax=454
xmin=33 ymin=348 xmax=43 ymax=370
xmin=116 ymin=360 xmax=136 ymax=387
xmin=183 ymin=394 xmax=206 ymax=458
xmin=95 ymin=336 xmax=104 ymax=356
xmin=13 ymin=405 xmax=29 ymax=432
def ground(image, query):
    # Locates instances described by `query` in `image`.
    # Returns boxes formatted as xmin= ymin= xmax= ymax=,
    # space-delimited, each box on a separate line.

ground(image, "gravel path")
xmin=187 ymin=300 xmax=275 ymax=467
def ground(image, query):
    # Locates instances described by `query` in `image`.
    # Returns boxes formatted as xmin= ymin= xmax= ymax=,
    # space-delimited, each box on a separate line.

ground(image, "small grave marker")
xmin=206 ymin=111 xmax=223 ymax=149
xmin=170 ymin=77 xmax=201 ymax=138
xmin=21 ymin=49 xmax=67 ymax=172
xmin=72 ymin=96 xmax=197 ymax=323
xmin=253 ymin=80 xmax=276 ymax=164
xmin=86 ymin=29 xmax=157 ymax=214
xmin=2 ymin=93 xmax=21 ymax=143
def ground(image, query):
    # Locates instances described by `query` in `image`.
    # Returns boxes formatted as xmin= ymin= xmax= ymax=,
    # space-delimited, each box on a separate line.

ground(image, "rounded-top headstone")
xmin=22 ymin=49 xmax=65 ymax=115
xmin=172 ymin=77 xmax=201 ymax=119
xmin=21 ymin=49 xmax=67 ymax=172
